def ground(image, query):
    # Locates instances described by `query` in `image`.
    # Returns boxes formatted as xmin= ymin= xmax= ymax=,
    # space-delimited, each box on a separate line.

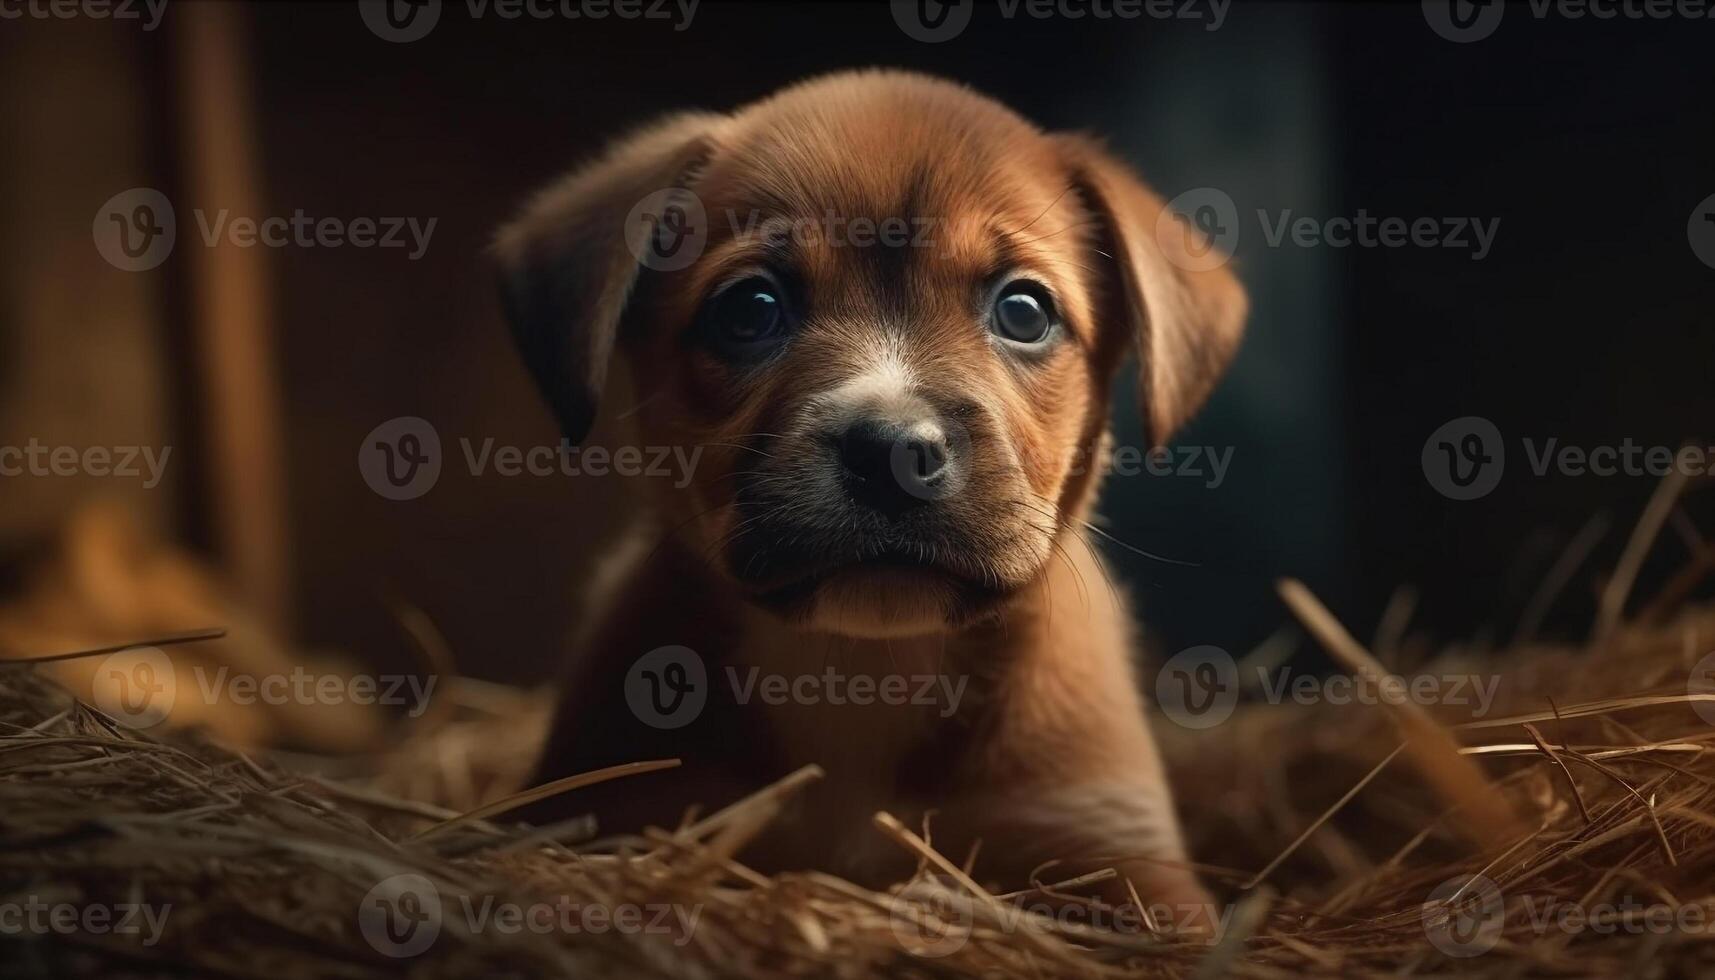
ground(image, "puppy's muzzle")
xmin=832 ymin=415 xmax=956 ymax=514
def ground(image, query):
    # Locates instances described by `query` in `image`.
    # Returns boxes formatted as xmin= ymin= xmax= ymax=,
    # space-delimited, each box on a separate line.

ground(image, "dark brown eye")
xmin=991 ymin=281 xmax=1057 ymax=345
xmin=701 ymin=276 xmax=789 ymax=360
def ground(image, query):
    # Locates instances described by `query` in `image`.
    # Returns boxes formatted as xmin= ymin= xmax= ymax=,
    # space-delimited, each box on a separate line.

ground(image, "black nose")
xmin=836 ymin=417 xmax=952 ymax=511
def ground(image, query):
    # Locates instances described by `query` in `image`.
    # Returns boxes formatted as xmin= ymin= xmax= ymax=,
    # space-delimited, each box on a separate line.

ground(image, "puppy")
xmin=495 ymin=70 xmax=1244 ymax=915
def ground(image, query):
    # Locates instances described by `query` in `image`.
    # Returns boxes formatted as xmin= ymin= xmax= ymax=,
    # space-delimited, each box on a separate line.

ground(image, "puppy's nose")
xmin=836 ymin=417 xmax=952 ymax=511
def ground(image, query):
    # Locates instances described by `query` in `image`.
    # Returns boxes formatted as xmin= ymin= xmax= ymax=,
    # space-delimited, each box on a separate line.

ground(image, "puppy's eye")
xmin=702 ymin=276 xmax=789 ymax=359
xmin=990 ymin=281 xmax=1058 ymax=345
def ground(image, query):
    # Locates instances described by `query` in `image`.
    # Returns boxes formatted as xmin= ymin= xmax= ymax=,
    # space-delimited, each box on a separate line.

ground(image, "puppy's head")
xmin=496 ymin=71 xmax=1244 ymax=638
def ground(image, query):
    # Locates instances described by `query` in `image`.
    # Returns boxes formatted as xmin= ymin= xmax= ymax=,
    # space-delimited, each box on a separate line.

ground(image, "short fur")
xmin=495 ymin=70 xmax=1245 ymax=909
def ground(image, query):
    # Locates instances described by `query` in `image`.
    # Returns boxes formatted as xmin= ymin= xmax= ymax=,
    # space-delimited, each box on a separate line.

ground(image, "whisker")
xmin=1048 ymin=536 xmax=1090 ymax=612
xmin=1005 ymin=497 xmax=1198 ymax=569
xmin=1062 ymin=516 xmax=1125 ymax=611
xmin=1079 ymin=520 xmax=1199 ymax=568
xmin=634 ymin=499 xmax=730 ymax=571
xmin=612 ymin=388 xmax=667 ymax=421
xmin=1010 ymin=183 xmax=1076 ymax=237
xmin=1015 ymin=220 xmax=1101 ymax=248
xmin=700 ymin=442 xmax=776 ymax=459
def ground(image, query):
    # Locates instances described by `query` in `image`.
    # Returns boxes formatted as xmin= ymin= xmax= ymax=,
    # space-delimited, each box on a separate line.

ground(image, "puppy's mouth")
xmin=726 ymin=533 xmax=1007 ymax=609
xmin=752 ymin=544 xmax=988 ymax=594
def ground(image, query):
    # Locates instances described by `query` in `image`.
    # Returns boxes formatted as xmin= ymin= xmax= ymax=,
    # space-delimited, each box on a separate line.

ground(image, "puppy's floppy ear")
xmin=1053 ymin=135 xmax=1247 ymax=447
xmin=493 ymin=112 xmax=721 ymax=443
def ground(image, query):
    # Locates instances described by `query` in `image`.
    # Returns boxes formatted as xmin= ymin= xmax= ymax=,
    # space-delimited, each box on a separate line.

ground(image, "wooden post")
xmin=172 ymin=4 xmax=291 ymax=630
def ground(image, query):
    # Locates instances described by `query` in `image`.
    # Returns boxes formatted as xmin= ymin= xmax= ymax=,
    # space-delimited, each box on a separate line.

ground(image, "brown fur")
xmin=494 ymin=70 xmax=1245 ymax=910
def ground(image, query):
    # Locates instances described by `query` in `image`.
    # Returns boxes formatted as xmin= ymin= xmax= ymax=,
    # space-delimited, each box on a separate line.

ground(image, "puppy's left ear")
xmin=493 ymin=112 xmax=722 ymax=443
xmin=1053 ymin=135 xmax=1247 ymax=447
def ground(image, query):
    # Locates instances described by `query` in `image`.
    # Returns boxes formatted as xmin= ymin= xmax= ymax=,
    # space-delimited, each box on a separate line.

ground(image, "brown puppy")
xmin=495 ymin=70 xmax=1244 ymax=914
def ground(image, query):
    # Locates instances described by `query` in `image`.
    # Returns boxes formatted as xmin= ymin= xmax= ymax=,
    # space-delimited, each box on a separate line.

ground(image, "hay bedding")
xmin=3 ymin=567 xmax=1715 ymax=975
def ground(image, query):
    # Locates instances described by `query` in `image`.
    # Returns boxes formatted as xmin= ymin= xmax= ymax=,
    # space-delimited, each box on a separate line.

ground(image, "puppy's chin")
xmin=803 ymin=567 xmax=967 ymax=639
xmin=733 ymin=557 xmax=1021 ymax=638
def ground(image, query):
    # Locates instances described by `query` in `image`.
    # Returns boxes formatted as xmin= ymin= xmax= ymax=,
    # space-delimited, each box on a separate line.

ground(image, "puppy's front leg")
xmin=939 ymin=581 xmax=1212 ymax=926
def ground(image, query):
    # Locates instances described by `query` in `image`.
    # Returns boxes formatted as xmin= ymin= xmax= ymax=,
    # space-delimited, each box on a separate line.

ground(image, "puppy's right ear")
xmin=1052 ymin=135 xmax=1247 ymax=449
xmin=493 ymin=112 xmax=721 ymax=443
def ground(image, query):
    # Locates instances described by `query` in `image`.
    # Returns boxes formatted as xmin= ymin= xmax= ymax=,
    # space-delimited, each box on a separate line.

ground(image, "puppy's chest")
xmin=729 ymin=629 xmax=968 ymax=791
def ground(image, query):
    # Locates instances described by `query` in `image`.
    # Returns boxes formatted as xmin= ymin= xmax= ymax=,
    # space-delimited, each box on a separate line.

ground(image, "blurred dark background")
xmin=2 ymin=0 xmax=1711 ymax=684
